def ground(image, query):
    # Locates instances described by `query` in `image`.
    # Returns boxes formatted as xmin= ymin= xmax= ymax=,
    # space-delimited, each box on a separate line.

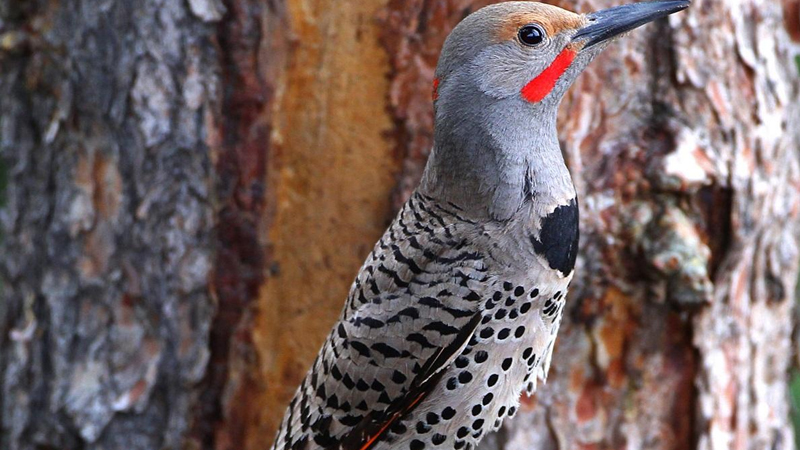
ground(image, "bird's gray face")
xmin=424 ymin=0 xmax=690 ymax=220
xmin=434 ymin=0 xmax=690 ymax=114
xmin=442 ymin=3 xmax=590 ymax=106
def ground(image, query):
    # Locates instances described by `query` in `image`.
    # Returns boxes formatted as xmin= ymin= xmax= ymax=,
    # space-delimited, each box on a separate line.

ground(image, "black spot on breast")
xmin=530 ymin=197 xmax=579 ymax=276
xmin=416 ymin=421 xmax=431 ymax=433
xmin=442 ymin=407 xmax=456 ymax=420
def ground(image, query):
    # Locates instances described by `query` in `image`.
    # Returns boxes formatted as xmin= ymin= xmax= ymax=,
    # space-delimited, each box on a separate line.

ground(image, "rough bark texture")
xmin=1 ymin=0 xmax=799 ymax=450
xmin=0 ymin=0 xmax=221 ymax=448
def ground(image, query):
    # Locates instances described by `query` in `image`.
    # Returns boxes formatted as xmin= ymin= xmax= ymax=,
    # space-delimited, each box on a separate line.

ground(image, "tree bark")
xmin=1 ymin=0 xmax=799 ymax=450
xmin=0 ymin=0 xmax=224 ymax=448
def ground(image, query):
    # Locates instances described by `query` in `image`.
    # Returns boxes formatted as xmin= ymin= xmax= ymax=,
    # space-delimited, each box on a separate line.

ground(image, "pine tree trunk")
xmin=1 ymin=1 xmax=799 ymax=450
xmin=0 ymin=0 xmax=261 ymax=448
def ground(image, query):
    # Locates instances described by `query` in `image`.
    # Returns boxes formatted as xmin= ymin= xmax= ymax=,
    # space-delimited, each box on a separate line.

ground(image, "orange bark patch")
xmin=598 ymin=317 xmax=625 ymax=360
xmin=575 ymin=382 xmax=601 ymax=422
xmin=250 ymin=0 xmax=398 ymax=447
xmin=597 ymin=287 xmax=634 ymax=356
xmin=570 ymin=366 xmax=585 ymax=391
xmin=596 ymin=287 xmax=635 ymax=388
xmin=784 ymin=0 xmax=800 ymax=42
xmin=92 ymin=155 xmax=122 ymax=220
xmin=606 ymin=359 xmax=626 ymax=389
xmin=128 ymin=379 xmax=149 ymax=405
xmin=520 ymin=392 xmax=538 ymax=410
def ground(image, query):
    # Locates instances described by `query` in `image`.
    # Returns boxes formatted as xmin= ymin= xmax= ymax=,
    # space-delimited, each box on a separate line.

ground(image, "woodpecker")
xmin=271 ymin=1 xmax=689 ymax=449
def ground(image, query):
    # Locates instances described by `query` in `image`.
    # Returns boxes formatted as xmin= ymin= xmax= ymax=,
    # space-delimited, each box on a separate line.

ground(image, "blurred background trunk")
xmin=1 ymin=0 xmax=799 ymax=449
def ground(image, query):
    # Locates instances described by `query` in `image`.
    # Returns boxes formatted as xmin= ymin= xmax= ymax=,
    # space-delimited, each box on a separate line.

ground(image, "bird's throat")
xmin=520 ymin=48 xmax=576 ymax=103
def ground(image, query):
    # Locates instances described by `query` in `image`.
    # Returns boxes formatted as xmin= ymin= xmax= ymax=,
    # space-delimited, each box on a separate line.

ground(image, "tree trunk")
xmin=1 ymin=1 xmax=799 ymax=450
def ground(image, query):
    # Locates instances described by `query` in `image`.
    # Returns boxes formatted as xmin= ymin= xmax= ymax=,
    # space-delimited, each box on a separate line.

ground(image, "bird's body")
xmin=270 ymin=2 xmax=689 ymax=449
xmin=273 ymin=191 xmax=576 ymax=450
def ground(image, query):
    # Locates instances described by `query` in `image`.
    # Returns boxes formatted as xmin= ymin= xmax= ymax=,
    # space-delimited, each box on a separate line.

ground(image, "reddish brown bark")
xmin=189 ymin=1 xmax=286 ymax=449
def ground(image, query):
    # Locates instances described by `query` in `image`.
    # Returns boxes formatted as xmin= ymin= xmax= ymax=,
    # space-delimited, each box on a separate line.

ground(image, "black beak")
xmin=572 ymin=0 xmax=690 ymax=49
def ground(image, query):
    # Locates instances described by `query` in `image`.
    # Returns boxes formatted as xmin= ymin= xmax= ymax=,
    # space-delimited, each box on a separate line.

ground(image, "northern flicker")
xmin=271 ymin=1 xmax=689 ymax=449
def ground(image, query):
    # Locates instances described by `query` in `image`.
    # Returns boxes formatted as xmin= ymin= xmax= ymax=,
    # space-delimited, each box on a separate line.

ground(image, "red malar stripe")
xmin=432 ymin=77 xmax=440 ymax=101
xmin=520 ymin=48 xmax=576 ymax=103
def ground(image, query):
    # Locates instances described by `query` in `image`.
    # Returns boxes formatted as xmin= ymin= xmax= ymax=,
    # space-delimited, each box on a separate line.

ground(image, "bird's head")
xmin=422 ymin=0 xmax=689 ymax=220
xmin=433 ymin=0 xmax=689 ymax=112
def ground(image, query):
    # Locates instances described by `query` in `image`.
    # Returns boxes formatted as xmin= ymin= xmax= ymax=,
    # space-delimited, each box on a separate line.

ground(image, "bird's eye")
xmin=518 ymin=24 xmax=545 ymax=46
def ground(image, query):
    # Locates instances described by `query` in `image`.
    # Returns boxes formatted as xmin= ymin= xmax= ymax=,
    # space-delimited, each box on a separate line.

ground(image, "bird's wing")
xmin=273 ymin=194 xmax=490 ymax=450
xmin=336 ymin=310 xmax=482 ymax=450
